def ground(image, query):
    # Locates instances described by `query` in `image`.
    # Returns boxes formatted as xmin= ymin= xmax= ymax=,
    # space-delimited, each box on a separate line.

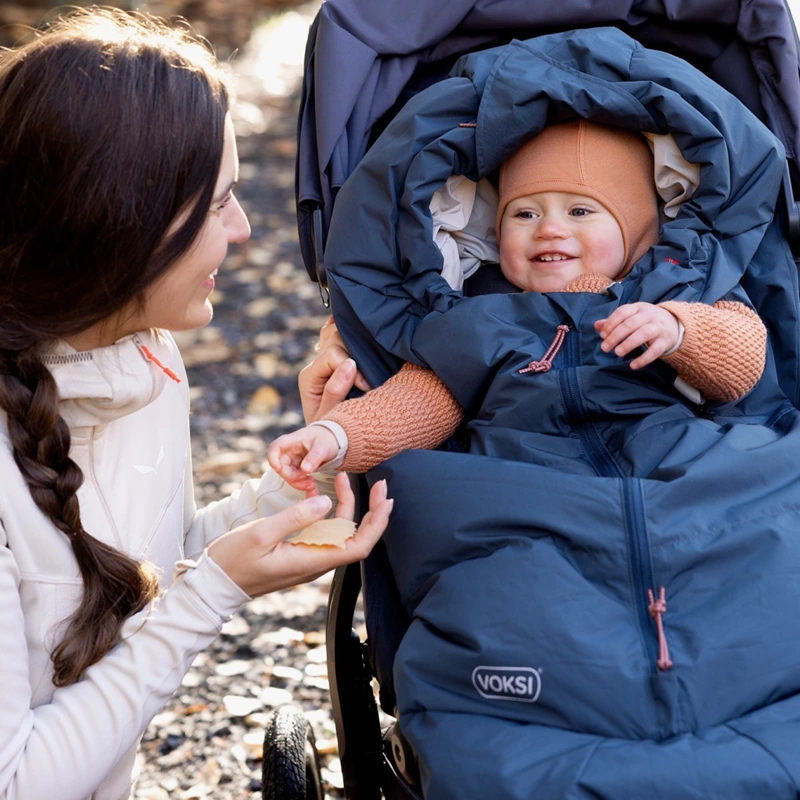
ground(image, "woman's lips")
xmin=202 ymin=269 xmax=219 ymax=291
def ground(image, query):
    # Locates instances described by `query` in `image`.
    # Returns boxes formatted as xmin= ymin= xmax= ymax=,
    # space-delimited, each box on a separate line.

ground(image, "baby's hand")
xmin=595 ymin=303 xmax=680 ymax=370
xmin=267 ymin=425 xmax=341 ymax=492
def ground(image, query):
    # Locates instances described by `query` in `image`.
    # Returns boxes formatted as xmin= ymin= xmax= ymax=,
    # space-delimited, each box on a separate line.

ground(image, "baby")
xmin=269 ymin=120 xmax=766 ymax=480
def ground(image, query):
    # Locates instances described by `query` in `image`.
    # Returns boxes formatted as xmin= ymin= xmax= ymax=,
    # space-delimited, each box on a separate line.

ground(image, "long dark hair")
xmin=0 ymin=8 xmax=230 ymax=685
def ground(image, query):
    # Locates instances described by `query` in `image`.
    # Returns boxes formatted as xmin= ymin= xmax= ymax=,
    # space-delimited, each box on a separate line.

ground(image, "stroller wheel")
xmin=262 ymin=705 xmax=323 ymax=800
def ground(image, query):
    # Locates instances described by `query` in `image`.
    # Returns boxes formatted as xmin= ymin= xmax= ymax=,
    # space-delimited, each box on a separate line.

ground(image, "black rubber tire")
xmin=262 ymin=705 xmax=323 ymax=800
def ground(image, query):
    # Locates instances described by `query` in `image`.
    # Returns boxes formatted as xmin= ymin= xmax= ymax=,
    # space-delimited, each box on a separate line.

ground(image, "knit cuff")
xmin=659 ymin=300 xmax=767 ymax=402
xmin=661 ymin=318 xmax=685 ymax=357
xmin=309 ymin=420 xmax=348 ymax=471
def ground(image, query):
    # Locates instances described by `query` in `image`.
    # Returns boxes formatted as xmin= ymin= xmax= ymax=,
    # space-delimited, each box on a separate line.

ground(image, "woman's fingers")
xmin=333 ymin=475 xmax=390 ymax=524
xmin=320 ymin=324 xmax=370 ymax=390
xmin=264 ymin=494 xmax=332 ymax=542
xmin=208 ymin=494 xmax=333 ymax=593
xmin=333 ymin=472 xmax=356 ymax=520
xmin=298 ymin=318 xmax=372 ymax=422
xmin=317 ymin=315 xmax=339 ymax=348
xmin=298 ymin=345 xmax=352 ymax=422
xmin=312 ymin=357 xmax=358 ymax=420
xmin=208 ymin=479 xmax=391 ymax=597
xmin=355 ymin=479 xmax=393 ymax=548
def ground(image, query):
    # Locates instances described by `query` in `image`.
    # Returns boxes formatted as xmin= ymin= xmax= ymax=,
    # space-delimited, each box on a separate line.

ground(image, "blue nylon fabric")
xmin=302 ymin=0 xmax=782 ymax=213
xmin=326 ymin=29 xmax=794 ymax=396
xmin=325 ymin=28 xmax=800 ymax=799
xmin=296 ymin=0 xmax=800 ymax=261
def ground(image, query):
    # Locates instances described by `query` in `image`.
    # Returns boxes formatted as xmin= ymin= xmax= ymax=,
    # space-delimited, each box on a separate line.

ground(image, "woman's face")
xmin=134 ymin=114 xmax=251 ymax=332
xmin=66 ymin=114 xmax=250 ymax=350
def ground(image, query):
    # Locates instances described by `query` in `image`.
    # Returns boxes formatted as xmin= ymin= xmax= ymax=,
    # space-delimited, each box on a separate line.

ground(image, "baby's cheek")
xmin=595 ymin=238 xmax=626 ymax=276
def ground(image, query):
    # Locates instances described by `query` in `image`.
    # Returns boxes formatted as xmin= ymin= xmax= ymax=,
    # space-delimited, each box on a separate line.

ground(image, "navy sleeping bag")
xmin=326 ymin=28 xmax=800 ymax=799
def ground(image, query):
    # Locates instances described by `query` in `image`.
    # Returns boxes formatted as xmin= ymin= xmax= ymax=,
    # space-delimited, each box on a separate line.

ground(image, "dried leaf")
xmin=247 ymin=385 xmax=281 ymax=414
xmin=288 ymin=518 xmax=356 ymax=549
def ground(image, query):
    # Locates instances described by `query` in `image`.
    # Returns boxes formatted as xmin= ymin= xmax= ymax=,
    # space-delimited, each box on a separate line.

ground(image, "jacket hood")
xmin=41 ymin=329 xmax=179 ymax=430
xmin=325 ymin=27 xmax=795 ymax=405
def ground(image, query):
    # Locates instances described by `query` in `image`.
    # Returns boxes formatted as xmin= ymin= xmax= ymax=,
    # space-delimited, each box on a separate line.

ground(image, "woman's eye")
xmin=210 ymin=191 xmax=235 ymax=215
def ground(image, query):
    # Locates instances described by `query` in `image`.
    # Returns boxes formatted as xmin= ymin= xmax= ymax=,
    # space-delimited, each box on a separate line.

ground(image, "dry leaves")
xmin=288 ymin=518 xmax=357 ymax=548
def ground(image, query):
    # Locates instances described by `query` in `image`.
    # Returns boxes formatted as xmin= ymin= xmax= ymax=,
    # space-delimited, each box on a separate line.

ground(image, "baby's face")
xmin=499 ymin=191 xmax=624 ymax=293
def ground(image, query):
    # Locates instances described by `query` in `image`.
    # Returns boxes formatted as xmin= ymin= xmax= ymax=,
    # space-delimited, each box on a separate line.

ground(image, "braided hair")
xmin=0 ymin=8 xmax=229 ymax=685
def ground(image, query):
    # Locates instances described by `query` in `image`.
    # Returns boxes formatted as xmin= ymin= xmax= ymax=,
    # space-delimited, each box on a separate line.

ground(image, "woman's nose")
xmin=228 ymin=196 xmax=251 ymax=244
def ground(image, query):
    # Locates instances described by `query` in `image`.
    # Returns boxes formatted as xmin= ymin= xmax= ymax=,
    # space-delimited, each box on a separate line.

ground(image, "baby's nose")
xmin=535 ymin=214 xmax=568 ymax=238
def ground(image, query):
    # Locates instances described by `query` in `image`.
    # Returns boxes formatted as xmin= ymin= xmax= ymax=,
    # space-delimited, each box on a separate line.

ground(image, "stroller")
xmin=262 ymin=1 xmax=800 ymax=798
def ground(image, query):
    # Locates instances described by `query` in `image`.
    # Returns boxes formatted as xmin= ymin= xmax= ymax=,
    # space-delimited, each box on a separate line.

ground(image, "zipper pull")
xmin=519 ymin=324 xmax=570 ymax=374
xmin=136 ymin=337 xmax=181 ymax=383
xmin=647 ymin=587 xmax=673 ymax=671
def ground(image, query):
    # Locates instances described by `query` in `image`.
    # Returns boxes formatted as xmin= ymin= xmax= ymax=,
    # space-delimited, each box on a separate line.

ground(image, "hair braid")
xmin=0 ymin=348 xmax=159 ymax=686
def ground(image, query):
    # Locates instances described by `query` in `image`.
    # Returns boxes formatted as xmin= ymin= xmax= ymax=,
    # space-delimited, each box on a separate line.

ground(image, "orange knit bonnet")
xmin=496 ymin=120 xmax=660 ymax=274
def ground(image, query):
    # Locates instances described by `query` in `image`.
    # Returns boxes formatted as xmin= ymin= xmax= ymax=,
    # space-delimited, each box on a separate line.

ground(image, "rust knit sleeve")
xmin=658 ymin=300 xmax=767 ymax=403
xmin=323 ymin=362 xmax=465 ymax=473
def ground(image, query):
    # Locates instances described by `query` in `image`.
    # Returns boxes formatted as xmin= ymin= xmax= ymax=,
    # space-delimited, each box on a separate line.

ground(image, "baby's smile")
xmin=533 ymin=253 xmax=572 ymax=262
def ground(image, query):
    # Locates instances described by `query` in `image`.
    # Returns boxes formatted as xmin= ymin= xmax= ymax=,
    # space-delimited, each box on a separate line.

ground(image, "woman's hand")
xmin=595 ymin=303 xmax=681 ymax=369
xmin=299 ymin=316 xmax=370 ymax=423
xmin=207 ymin=473 xmax=391 ymax=597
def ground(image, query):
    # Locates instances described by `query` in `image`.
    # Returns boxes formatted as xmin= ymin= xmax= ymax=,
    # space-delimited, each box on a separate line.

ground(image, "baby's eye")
xmin=570 ymin=207 xmax=592 ymax=217
xmin=515 ymin=209 xmax=536 ymax=219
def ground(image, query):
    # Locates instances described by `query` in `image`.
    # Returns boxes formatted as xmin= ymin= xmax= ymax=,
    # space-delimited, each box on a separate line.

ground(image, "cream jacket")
xmin=0 ymin=330 xmax=307 ymax=800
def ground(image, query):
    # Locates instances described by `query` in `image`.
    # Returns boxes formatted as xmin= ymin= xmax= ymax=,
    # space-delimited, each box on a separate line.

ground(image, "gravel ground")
xmin=133 ymin=6 xmax=376 ymax=798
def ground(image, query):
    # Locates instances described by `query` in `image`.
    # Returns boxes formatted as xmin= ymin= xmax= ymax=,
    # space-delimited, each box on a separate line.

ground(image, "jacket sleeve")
xmin=0 ymin=516 xmax=247 ymax=800
xmin=182 ymin=444 xmax=340 ymax=559
xmin=324 ymin=362 xmax=465 ymax=473
xmin=659 ymin=300 xmax=767 ymax=402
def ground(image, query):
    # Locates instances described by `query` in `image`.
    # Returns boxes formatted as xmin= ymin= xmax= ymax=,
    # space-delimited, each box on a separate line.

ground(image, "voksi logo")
xmin=472 ymin=666 xmax=541 ymax=703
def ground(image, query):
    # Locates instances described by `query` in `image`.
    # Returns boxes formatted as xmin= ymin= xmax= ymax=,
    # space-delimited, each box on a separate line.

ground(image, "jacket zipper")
xmin=553 ymin=321 xmax=669 ymax=672
xmin=622 ymin=480 xmax=663 ymax=672
xmin=557 ymin=322 xmax=623 ymax=479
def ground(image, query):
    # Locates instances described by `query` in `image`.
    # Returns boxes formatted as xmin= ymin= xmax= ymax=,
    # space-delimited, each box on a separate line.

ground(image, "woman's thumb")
xmin=263 ymin=494 xmax=332 ymax=542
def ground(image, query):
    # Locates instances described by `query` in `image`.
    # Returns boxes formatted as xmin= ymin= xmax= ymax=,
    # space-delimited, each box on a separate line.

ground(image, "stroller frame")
xmin=326 ymin=559 xmax=420 ymax=800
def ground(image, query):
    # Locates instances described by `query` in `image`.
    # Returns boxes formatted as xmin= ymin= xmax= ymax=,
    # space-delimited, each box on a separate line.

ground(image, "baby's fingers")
xmin=268 ymin=432 xmax=315 ymax=474
xmin=598 ymin=306 xmax=641 ymax=352
xmin=274 ymin=460 xmax=319 ymax=494
xmin=610 ymin=323 xmax=659 ymax=358
xmin=629 ymin=336 xmax=670 ymax=369
xmin=267 ymin=436 xmax=295 ymax=474
xmin=299 ymin=441 xmax=336 ymax=474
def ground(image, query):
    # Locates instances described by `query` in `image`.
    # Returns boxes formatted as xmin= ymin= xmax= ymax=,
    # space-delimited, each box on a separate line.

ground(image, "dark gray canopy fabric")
xmin=295 ymin=0 xmax=800 ymax=281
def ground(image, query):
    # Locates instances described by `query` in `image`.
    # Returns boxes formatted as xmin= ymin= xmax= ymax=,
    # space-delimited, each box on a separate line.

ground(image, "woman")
xmin=0 ymin=9 xmax=390 ymax=799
